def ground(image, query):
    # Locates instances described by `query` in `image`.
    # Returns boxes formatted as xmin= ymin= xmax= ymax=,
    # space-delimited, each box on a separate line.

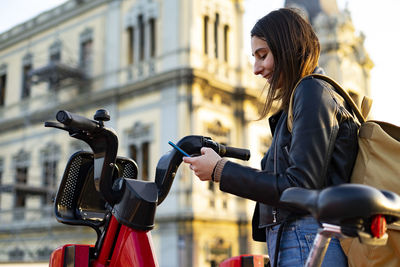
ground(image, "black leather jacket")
xmin=219 ymin=74 xmax=359 ymax=241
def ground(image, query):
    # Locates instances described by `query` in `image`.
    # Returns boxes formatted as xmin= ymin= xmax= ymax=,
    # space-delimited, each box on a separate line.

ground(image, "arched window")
xmin=13 ymin=150 xmax=31 ymax=220
xmin=204 ymin=16 xmax=209 ymax=55
xmin=80 ymin=28 xmax=93 ymax=74
xmin=126 ymin=122 xmax=153 ymax=180
xmin=21 ymin=53 xmax=33 ymax=99
xmin=223 ymin=25 xmax=229 ymax=62
xmin=214 ymin=13 xmax=219 ymax=58
xmin=0 ymin=64 xmax=7 ymax=106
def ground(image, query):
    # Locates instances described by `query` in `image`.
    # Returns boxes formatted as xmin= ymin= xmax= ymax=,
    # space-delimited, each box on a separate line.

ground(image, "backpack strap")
xmin=361 ymin=96 xmax=373 ymax=119
xmin=287 ymin=73 xmax=370 ymax=132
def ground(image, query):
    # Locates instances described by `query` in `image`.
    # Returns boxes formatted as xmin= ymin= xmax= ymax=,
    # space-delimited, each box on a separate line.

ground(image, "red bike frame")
xmin=50 ymin=216 xmax=158 ymax=267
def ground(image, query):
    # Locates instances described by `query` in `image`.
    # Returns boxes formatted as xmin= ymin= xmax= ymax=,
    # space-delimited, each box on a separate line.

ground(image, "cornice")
xmin=0 ymin=65 xmax=255 ymax=133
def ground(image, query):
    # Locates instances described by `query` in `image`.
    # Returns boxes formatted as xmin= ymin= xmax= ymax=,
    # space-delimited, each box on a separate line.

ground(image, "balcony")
xmin=0 ymin=205 xmax=57 ymax=232
xmin=29 ymin=61 xmax=86 ymax=89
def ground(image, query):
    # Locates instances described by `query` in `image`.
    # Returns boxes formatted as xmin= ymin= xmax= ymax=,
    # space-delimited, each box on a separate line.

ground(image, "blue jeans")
xmin=266 ymin=216 xmax=347 ymax=267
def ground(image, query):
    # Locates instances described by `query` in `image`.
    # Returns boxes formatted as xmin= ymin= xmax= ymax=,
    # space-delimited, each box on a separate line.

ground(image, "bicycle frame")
xmin=305 ymin=223 xmax=342 ymax=267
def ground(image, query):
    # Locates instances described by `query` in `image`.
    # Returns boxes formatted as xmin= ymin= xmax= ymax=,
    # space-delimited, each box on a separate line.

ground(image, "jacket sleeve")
xmin=286 ymin=78 xmax=339 ymax=189
xmin=219 ymin=78 xmax=339 ymax=206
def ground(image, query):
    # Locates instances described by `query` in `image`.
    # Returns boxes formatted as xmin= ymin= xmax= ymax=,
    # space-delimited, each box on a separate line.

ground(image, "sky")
xmin=1 ymin=0 xmax=399 ymax=125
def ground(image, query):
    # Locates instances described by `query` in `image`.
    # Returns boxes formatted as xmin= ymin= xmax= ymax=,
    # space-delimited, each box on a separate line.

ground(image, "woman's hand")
xmin=182 ymin=147 xmax=221 ymax=181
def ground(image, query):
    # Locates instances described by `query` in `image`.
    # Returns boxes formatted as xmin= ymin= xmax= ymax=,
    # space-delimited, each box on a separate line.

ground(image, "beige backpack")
xmin=288 ymin=73 xmax=400 ymax=267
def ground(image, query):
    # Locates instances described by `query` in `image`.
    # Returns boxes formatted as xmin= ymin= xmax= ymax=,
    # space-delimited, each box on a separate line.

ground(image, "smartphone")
xmin=168 ymin=141 xmax=191 ymax=157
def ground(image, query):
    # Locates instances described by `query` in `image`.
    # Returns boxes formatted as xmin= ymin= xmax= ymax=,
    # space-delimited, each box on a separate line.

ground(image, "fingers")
xmin=182 ymin=147 xmax=221 ymax=182
xmin=182 ymin=156 xmax=193 ymax=164
xmin=200 ymin=147 xmax=213 ymax=155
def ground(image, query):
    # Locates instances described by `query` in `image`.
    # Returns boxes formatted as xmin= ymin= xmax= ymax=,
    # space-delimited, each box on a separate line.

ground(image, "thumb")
xmin=200 ymin=147 xmax=212 ymax=155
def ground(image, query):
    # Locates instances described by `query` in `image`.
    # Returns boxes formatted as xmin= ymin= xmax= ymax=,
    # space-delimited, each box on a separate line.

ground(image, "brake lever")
xmin=44 ymin=121 xmax=71 ymax=131
xmin=45 ymin=121 xmax=88 ymax=139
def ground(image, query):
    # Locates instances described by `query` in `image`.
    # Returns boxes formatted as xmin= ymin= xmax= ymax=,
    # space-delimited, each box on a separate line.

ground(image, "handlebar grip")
xmin=56 ymin=110 xmax=99 ymax=132
xmin=220 ymin=145 xmax=250 ymax=161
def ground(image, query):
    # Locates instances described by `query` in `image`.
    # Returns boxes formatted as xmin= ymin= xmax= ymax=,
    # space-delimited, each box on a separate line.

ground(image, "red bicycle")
xmin=46 ymin=109 xmax=400 ymax=267
xmin=45 ymin=109 xmax=250 ymax=267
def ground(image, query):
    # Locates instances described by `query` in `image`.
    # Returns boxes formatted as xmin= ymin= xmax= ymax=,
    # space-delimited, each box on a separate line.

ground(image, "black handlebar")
xmin=203 ymin=139 xmax=250 ymax=160
xmin=223 ymin=146 xmax=251 ymax=160
xmin=47 ymin=110 xmax=251 ymax=208
xmin=56 ymin=110 xmax=99 ymax=133
xmin=47 ymin=109 xmax=120 ymax=205
xmin=155 ymin=136 xmax=250 ymax=205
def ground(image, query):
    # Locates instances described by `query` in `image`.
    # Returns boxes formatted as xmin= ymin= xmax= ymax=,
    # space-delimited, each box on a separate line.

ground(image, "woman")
xmin=183 ymin=8 xmax=358 ymax=267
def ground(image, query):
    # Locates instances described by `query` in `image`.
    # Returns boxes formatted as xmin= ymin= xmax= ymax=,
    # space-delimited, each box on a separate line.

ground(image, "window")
xmin=149 ymin=18 xmax=156 ymax=58
xmin=129 ymin=142 xmax=150 ymax=181
xmin=15 ymin=166 xmax=28 ymax=206
xmin=80 ymin=40 xmax=93 ymax=73
xmin=50 ymin=51 xmax=61 ymax=63
xmin=21 ymin=53 xmax=33 ymax=99
xmin=0 ymin=72 xmax=6 ymax=106
xmin=15 ymin=166 xmax=28 ymax=220
xmin=0 ymin=158 xmax=3 ymax=207
xmin=223 ymin=25 xmax=229 ymax=62
xmin=127 ymin=26 xmax=135 ymax=64
xmin=22 ymin=64 xmax=32 ymax=99
xmin=138 ymin=15 xmax=145 ymax=61
xmin=43 ymin=161 xmax=57 ymax=188
xmin=214 ymin=13 xmax=219 ymax=58
xmin=204 ymin=16 xmax=209 ymax=55
xmin=9 ymin=247 xmax=24 ymax=261
xmin=208 ymin=181 xmax=215 ymax=192
xmin=13 ymin=150 xmax=30 ymax=220
xmin=126 ymin=122 xmax=153 ymax=181
xmin=15 ymin=166 xmax=28 ymax=185
xmin=141 ymin=142 xmax=149 ymax=179
xmin=37 ymin=247 xmax=53 ymax=261
xmin=49 ymin=41 xmax=62 ymax=89
xmin=40 ymin=144 xmax=60 ymax=205
xmin=80 ymin=28 xmax=93 ymax=74
xmin=129 ymin=144 xmax=137 ymax=163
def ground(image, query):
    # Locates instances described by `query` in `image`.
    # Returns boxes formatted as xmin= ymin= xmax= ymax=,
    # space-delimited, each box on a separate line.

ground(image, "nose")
xmin=253 ymin=61 xmax=262 ymax=75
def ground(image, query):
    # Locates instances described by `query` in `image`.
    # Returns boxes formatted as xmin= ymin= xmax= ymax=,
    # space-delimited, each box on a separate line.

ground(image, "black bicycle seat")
xmin=280 ymin=184 xmax=400 ymax=225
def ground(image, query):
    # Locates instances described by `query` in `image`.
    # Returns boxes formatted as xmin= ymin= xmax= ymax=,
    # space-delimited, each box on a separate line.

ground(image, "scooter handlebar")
xmin=220 ymin=145 xmax=250 ymax=161
xmin=203 ymin=139 xmax=250 ymax=160
xmin=56 ymin=110 xmax=99 ymax=133
xmin=155 ymin=136 xmax=251 ymax=205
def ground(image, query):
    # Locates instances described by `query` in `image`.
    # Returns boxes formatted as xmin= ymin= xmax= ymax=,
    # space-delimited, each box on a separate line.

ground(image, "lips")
xmin=264 ymin=73 xmax=273 ymax=83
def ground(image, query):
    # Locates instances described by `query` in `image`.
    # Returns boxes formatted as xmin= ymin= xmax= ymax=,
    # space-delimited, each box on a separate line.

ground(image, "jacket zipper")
xmin=273 ymin=129 xmax=278 ymax=223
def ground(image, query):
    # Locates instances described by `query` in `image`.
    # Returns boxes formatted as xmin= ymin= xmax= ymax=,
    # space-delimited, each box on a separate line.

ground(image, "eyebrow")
xmin=252 ymin=47 xmax=269 ymax=57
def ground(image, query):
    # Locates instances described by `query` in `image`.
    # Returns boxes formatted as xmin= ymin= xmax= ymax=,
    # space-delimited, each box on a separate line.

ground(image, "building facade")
xmin=0 ymin=0 xmax=372 ymax=266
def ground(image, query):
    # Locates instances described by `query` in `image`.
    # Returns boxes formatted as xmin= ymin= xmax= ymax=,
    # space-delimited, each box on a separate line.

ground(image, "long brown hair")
xmin=251 ymin=8 xmax=320 ymax=119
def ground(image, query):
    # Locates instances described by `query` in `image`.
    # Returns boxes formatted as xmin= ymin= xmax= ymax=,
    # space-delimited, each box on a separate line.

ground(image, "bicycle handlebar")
xmin=56 ymin=110 xmax=100 ymax=133
xmin=47 ymin=110 xmax=251 ymax=207
xmin=155 ymin=135 xmax=250 ymax=205
xmin=47 ymin=110 xmax=120 ymax=205
xmin=204 ymin=139 xmax=250 ymax=160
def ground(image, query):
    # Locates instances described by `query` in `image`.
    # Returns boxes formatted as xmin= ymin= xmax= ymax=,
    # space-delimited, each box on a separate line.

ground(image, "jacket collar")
xmin=268 ymin=110 xmax=283 ymax=136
